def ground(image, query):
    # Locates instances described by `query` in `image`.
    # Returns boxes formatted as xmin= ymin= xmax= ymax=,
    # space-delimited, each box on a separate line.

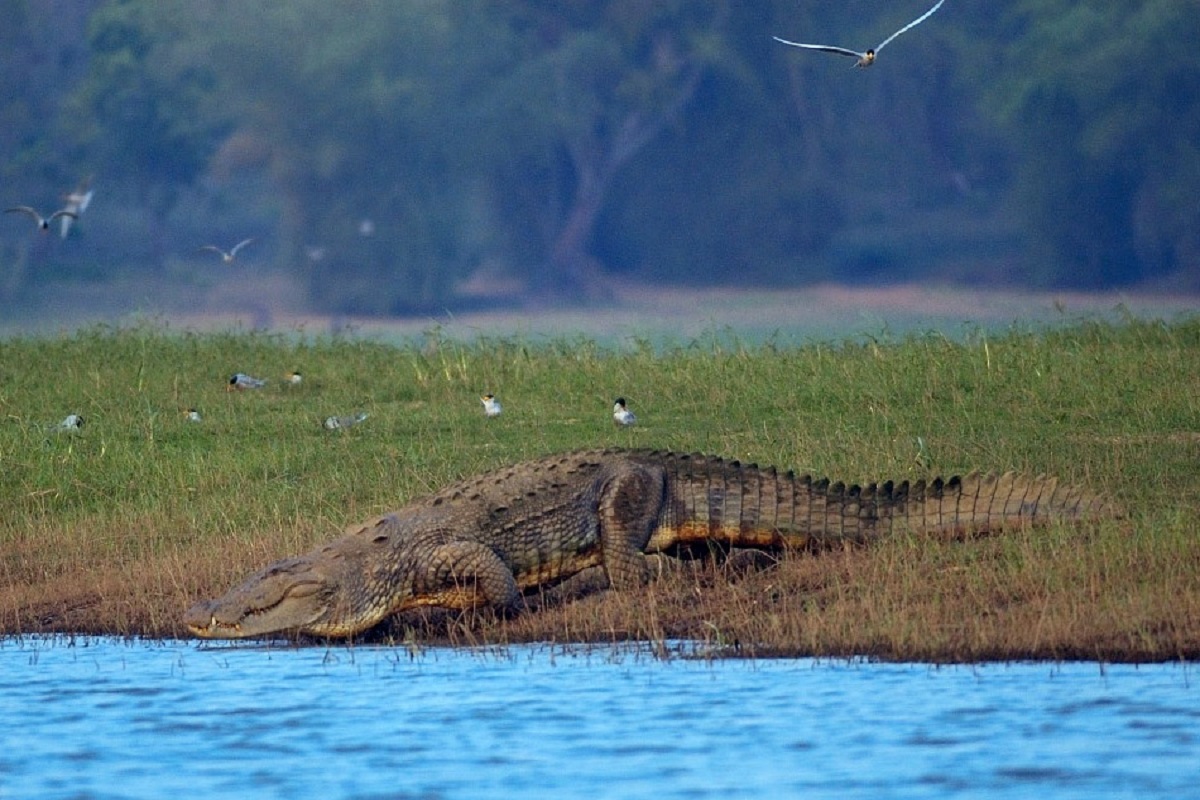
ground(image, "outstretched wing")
xmin=773 ymin=37 xmax=865 ymax=60
xmin=199 ymin=245 xmax=227 ymax=258
xmin=229 ymin=238 xmax=254 ymax=257
xmin=4 ymin=206 xmax=42 ymax=221
xmin=874 ymin=0 xmax=946 ymax=53
xmin=48 ymin=209 xmax=79 ymax=222
xmin=72 ymin=189 xmax=95 ymax=214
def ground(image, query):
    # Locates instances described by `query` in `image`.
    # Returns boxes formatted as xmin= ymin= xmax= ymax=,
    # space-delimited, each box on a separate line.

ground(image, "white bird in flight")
xmin=199 ymin=238 xmax=254 ymax=263
xmin=773 ymin=0 xmax=946 ymax=68
xmin=60 ymin=177 xmax=94 ymax=238
xmin=5 ymin=205 xmax=78 ymax=232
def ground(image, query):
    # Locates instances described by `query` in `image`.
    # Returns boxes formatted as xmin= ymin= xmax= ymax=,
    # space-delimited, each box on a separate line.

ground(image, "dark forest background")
xmin=2 ymin=0 xmax=1197 ymax=316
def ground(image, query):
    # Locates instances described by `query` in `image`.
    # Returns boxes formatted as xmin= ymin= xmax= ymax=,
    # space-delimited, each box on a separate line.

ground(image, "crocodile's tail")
xmin=812 ymin=469 xmax=1115 ymax=540
xmin=650 ymin=452 xmax=1117 ymax=551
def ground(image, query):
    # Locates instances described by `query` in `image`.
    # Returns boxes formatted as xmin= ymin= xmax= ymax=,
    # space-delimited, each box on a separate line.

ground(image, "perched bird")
xmin=199 ymin=238 xmax=254 ymax=263
xmin=5 ymin=205 xmax=78 ymax=232
xmin=56 ymin=413 xmax=84 ymax=432
xmin=285 ymin=371 xmax=304 ymax=386
xmin=773 ymin=0 xmax=946 ymax=68
xmin=323 ymin=411 xmax=369 ymax=431
xmin=184 ymin=408 xmax=203 ymax=423
xmin=480 ymin=394 xmax=502 ymax=417
xmin=228 ymin=372 xmax=267 ymax=390
xmin=60 ymin=177 xmax=94 ymax=238
xmin=612 ymin=397 xmax=637 ymax=426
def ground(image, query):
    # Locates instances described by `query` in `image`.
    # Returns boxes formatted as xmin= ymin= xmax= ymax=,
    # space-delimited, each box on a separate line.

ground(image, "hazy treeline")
xmin=1 ymin=0 xmax=1197 ymax=313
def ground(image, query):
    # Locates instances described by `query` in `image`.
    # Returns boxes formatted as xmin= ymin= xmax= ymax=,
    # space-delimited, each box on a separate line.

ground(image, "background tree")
xmin=991 ymin=0 xmax=1200 ymax=288
xmin=3 ymin=0 xmax=1198 ymax=318
xmin=483 ymin=2 xmax=733 ymax=299
xmin=0 ymin=0 xmax=100 ymax=297
xmin=184 ymin=1 xmax=521 ymax=313
xmin=63 ymin=0 xmax=227 ymax=270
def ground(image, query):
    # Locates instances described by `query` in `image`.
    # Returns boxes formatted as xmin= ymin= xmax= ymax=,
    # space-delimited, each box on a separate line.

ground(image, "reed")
xmin=1 ymin=318 xmax=1197 ymax=660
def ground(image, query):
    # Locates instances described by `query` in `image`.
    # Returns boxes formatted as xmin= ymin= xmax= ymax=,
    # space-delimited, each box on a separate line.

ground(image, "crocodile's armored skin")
xmin=184 ymin=449 xmax=1113 ymax=639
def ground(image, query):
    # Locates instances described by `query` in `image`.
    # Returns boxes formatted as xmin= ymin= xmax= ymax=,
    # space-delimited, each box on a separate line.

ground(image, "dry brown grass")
xmin=4 ymin=502 xmax=1195 ymax=664
xmin=363 ymin=513 xmax=1198 ymax=663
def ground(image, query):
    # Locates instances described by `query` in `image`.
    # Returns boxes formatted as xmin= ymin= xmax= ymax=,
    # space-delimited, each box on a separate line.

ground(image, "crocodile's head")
xmin=184 ymin=552 xmax=386 ymax=639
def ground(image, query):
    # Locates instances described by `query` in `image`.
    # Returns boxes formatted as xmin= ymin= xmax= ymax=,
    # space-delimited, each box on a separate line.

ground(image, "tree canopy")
xmin=2 ymin=0 xmax=1197 ymax=312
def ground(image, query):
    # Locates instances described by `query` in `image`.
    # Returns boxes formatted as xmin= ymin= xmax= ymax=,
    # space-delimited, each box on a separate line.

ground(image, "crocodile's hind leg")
xmin=531 ymin=565 xmax=611 ymax=608
xmin=598 ymin=464 xmax=668 ymax=591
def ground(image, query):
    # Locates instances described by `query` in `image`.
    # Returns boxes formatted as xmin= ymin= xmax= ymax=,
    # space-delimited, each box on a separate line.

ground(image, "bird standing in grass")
xmin=5 ymin=205 xmax=78 ymax=232
xmin=56 ymin=414 xmax=84 ymax=432
xmin=773 ymin=0 xmax=946 ymax=68
xmin=481 ymin=394 xmax=502 ymax=417
xmin=323 ymin=412 xmax=369 ymax=431
xmin=228 ymin=373 xmax=267 ymax=390
xmin=184 ymin=409 xmax=202 ymax=423
xmin=612 ymin=397 xmax=637 ymax=426
xmin=199 ymin=238 xmax=254 ymax=263
xmin=286 ymin=371 xmax=303 ymax=386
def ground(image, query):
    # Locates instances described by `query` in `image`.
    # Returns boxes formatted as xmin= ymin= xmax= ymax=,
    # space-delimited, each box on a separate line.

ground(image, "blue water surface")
xmin=0 ymin=638 xmax=1196 ymax=799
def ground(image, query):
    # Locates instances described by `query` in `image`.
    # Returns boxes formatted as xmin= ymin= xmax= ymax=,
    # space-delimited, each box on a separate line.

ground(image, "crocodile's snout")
xmin=183 ymin=598 xmax=250 ymax=638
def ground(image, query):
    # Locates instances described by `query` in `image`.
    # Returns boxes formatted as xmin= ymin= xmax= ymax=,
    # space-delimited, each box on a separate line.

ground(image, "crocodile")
xmin=184 ymin=448 xmax=1114 ymax=639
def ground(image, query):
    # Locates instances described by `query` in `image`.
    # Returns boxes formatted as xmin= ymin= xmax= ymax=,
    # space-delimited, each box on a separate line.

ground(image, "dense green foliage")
xmin=1 ymin=1 xmax=1197 ymax=310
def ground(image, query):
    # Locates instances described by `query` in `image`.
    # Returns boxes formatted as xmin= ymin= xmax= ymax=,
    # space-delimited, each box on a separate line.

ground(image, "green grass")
xmin=1 ymin=318 xmax=1197 ymax=657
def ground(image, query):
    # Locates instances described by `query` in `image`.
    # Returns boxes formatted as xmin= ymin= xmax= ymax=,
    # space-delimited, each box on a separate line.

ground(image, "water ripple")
xmin=0 ymin=639 xmax=1197 ymax=798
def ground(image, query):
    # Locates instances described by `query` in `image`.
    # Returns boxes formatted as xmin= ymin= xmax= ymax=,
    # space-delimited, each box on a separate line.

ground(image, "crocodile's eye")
xmin=285 ymin=583 xmax=323 ymax=599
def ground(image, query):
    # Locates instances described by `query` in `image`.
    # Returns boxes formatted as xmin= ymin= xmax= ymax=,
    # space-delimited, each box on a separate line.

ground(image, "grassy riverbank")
xmin=1 ymin=319 xmax=1197 ymax=661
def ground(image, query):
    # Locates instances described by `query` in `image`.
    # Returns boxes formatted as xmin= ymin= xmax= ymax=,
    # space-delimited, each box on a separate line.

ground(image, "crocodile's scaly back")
xmin=640 ymin=451 xmax=1111 ymax=552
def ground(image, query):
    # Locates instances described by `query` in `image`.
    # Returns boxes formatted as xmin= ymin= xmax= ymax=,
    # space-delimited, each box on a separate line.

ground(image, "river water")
xmin=0 ymin=638 xmax=1196 ymax=799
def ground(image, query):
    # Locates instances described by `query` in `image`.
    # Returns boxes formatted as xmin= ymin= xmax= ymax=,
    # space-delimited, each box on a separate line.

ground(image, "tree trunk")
xmin=540 ymin=63 xmax=704 ymax=303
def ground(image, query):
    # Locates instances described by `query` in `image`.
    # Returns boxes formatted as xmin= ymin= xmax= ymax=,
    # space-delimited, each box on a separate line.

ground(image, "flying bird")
xmin=199 ymin=238 xmax=254 ymax=263
xmin=228 ymin=372 xmax=267 ymax=390
xmin=5 ymin=206 xmax=78 ymax=232
xmin=612 ymin=397 xmax=637 ymax=426
xmin=60 ymin=177 xmax=94 ymax=238
xmin=773 ymin=0 xmax=946 ymax=68
xmin=480 ymin=394 xmax=502 ymax=418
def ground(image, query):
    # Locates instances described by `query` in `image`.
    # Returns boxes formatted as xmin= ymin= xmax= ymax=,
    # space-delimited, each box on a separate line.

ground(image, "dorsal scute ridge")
xmin=636 ymin=449 xmax=1112 ymax=520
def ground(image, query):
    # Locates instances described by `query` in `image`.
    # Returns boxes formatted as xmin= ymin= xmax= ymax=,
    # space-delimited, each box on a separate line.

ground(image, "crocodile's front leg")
xmin=528 ymin=554 xmax=689 ymax=608
xmin=411 ymin=541 xmax=522 ymax=611
xmin=598 ymin=463 xmax=668 ymax=591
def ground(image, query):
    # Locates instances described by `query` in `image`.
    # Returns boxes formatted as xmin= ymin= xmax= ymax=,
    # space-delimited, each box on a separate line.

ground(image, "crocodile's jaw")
xmin=184 ymin=557 xmax=341 ymax=639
